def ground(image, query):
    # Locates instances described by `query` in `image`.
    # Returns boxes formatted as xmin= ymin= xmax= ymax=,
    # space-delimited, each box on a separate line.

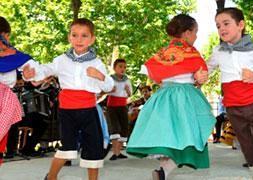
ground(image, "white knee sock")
xmin=160 ymin=158 xmax=177 ymax=178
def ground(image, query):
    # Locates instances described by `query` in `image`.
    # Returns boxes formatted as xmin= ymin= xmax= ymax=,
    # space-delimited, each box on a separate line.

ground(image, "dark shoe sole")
xmin=44 ymin=173 xmax=48 ymax=180
xmin=242 ymin=163 xmax=253 ymax=168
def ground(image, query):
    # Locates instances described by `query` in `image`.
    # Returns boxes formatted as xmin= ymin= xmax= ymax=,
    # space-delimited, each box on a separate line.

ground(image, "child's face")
xmin=215 ymin=13 xmax=245 ymax=44
xmin=114 ymin=62 xmax=126 ymax=76
xmin=141 ymin=88 xmax=151 ymax=99
xmin=68 ymin=24 xmax=95 ymax=55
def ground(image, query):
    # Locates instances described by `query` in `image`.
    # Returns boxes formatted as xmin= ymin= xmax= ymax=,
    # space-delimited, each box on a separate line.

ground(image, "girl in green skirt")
xmin=126 ymin=14 xmax=216 ymax=180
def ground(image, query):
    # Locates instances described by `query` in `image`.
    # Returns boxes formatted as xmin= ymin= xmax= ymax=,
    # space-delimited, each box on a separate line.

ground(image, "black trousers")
xmin=227 ymin=104 xmax=253 ymax=164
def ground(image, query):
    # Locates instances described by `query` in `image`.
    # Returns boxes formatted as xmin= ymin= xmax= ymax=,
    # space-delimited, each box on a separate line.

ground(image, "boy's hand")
xmin=194 ymin=67 xmax=208 ymax=84
xmin=242 ymin=68 xmax=253 ymax=83
xmin=23 ymin=64 xmax=35 ymax=79
xmin=86 ymin=67 xmax=105 ymax=81
xmin=110 ymin=86 xmax=116 ymax=93
xmin=125 ymin=85 xmax=131 ymax=96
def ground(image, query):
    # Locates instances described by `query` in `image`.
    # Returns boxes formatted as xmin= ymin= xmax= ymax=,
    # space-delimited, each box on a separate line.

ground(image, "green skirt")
xmin=126 ymin=83 xmax=216 ymax=169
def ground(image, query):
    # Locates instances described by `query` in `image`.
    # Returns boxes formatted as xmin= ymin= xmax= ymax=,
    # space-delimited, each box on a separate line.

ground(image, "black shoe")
xmin=4 ymin=153 xmax=14 ymax=159
xmin=152 ymin=167 xmax=165 ymax=180
xmin=44 ymin=173 xmax=48 ymax=180
xmin=117 ymin=153 xmax=128 ymax=159
xmin=178 ymin=164 xmax=183 ymax=168
xmin=109 ymin=154 xmax=118 ymax=161
xmin=242 ymin=163 xmax=253 ymax=168
xmin=232 ymin=146 xmax=237 ymax=150
xmin=29 ymin=150 xmax=44 ymax=157
xmin=64 ymin=160 xmax=72 ymax=166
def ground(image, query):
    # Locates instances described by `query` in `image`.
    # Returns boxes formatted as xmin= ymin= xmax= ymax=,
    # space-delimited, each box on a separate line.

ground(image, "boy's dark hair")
xmin=113 ymin=58 xmax=126 ymax=69
xmin=216 ymin=7 xmax=245 ymax=35
xmin=139 ymin=85 xmax=151 ymax=92
xmin=166 ymin=14 xmax=196 ymax=38
xmin=0 ymin=16 xmax=11 ymax=34
xmin=69 ymin=18 xmax=95 ymax=36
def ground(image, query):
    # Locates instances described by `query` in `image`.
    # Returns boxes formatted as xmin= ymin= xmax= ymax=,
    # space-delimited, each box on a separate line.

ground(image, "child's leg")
xmin=79 ymin=108 xmax=104 ymax=179
xmin=160 ymin=158 xmax=177 ymax=177
xmin=227 ymin=106 xmax=253 ymax=165
xmin=47 ymin=158 xmax=67 ymax=180
xmin=112 ymin=139 xmax=120 ymax=155
xmin=88 ymin=168 xmax=99 ymax=180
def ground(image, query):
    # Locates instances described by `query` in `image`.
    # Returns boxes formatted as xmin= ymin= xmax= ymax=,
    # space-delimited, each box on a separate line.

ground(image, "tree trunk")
xmin=216 ymin=0 xmax=225 ymax=12
xmin=71 ymin=0 xmax=82 ymax=20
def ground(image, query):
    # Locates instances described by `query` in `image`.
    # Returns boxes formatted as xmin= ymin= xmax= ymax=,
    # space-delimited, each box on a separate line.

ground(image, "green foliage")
xmin=0 ymin=0 xmax=72 ymax=63
xmin=201 ymin=33 xmax=220 ymax=96
xmin=232 ymin=0 xmax=253 ymax=35
xmin=201 ymin=1 xmax=253 ymax=97
xmin=85 ymin=0 xmax=197 ymax=88
xmin=0 ymin=0 xmax=196 ymax=91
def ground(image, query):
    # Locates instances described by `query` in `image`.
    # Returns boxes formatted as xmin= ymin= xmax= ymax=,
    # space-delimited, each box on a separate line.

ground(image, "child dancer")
xmin=197 ymin=7 xmax=253 ymax=170
xmin=0 ymin=16 xmax=43 ymax=87
xmin=0 ymin=16 xmax=38 ymax=165
xmin=107 ymin=58 xmax=132 ymax=160
xmin=0 ymin=83 xmax=22 ymax=165
xmin=23 ymin=18 xmax=114 ymax=180
xmin=126 ymin=14 xmax=216 ymax=180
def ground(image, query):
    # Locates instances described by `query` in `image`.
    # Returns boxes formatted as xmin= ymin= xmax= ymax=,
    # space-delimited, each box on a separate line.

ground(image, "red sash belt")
xmin=107 ymin=96 xmax=127 ymax=107
xmin=59 ymin=89 xmax=96 ymax=109
xmin=222 ymin=81 xmax=253 ymax=107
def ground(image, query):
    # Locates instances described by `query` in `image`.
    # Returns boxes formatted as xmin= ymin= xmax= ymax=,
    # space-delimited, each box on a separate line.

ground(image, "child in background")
xmin=107 ymin=58 xmax=132 ymax=160
xmin=197 ymin=7 xmax=253 ymax=170
xmin=23 ymin=18 xmax=114 ymax=180
xmin=126 ymin=14 xmax=216 ymax=180
xmin=128 ymin=85 xmax=152 ymax=136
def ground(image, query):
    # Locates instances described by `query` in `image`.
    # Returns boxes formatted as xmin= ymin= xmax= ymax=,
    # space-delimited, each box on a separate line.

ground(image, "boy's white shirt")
xmin=208 ymin=46 xmax=253 ymax=83
xmin=108 ymin=78 xmax=132 ymax=97
xmin=26 ymin=53 xmax=114 ymax=93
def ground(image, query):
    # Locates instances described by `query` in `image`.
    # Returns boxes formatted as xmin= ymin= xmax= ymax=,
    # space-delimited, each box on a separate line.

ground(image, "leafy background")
xmin=0 ymin=0 xmax=252 ymax=98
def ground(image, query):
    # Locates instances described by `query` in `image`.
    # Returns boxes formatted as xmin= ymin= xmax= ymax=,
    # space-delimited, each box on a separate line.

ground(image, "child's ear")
xmin=239 ymin=20 xmax=245 ymax=31
xmin=90 ymin=35 xmax=96 ymax=45
xmin=67 ymin=34 xmax=71 ymax=43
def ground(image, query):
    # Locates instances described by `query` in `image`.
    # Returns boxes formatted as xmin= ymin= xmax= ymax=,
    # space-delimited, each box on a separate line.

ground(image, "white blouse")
xmin=108 ymin=78 xmax=132 ymax=97
xmin=139 ymin=65 xmax=194 ymax=83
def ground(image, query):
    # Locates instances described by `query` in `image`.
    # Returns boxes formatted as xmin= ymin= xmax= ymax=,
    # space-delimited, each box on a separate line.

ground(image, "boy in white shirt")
xmin=23 ymin=18 xmax=114 ymax=180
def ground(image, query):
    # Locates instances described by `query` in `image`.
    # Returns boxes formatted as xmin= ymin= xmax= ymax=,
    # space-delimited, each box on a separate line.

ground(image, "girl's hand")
xmin=23 ymin=64 xmax=35 ymax=79
xmin=86 ymin=67 xmax=105 ymax=81
xmin=242 ymin=68 xmax=253 ymax=83
xmin=194 ymin=67 xmax=208 ymax=84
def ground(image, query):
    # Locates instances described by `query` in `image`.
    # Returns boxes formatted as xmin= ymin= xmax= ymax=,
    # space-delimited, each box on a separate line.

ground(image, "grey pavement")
xmin=0 ymin=143 xmax=253 ymax=180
